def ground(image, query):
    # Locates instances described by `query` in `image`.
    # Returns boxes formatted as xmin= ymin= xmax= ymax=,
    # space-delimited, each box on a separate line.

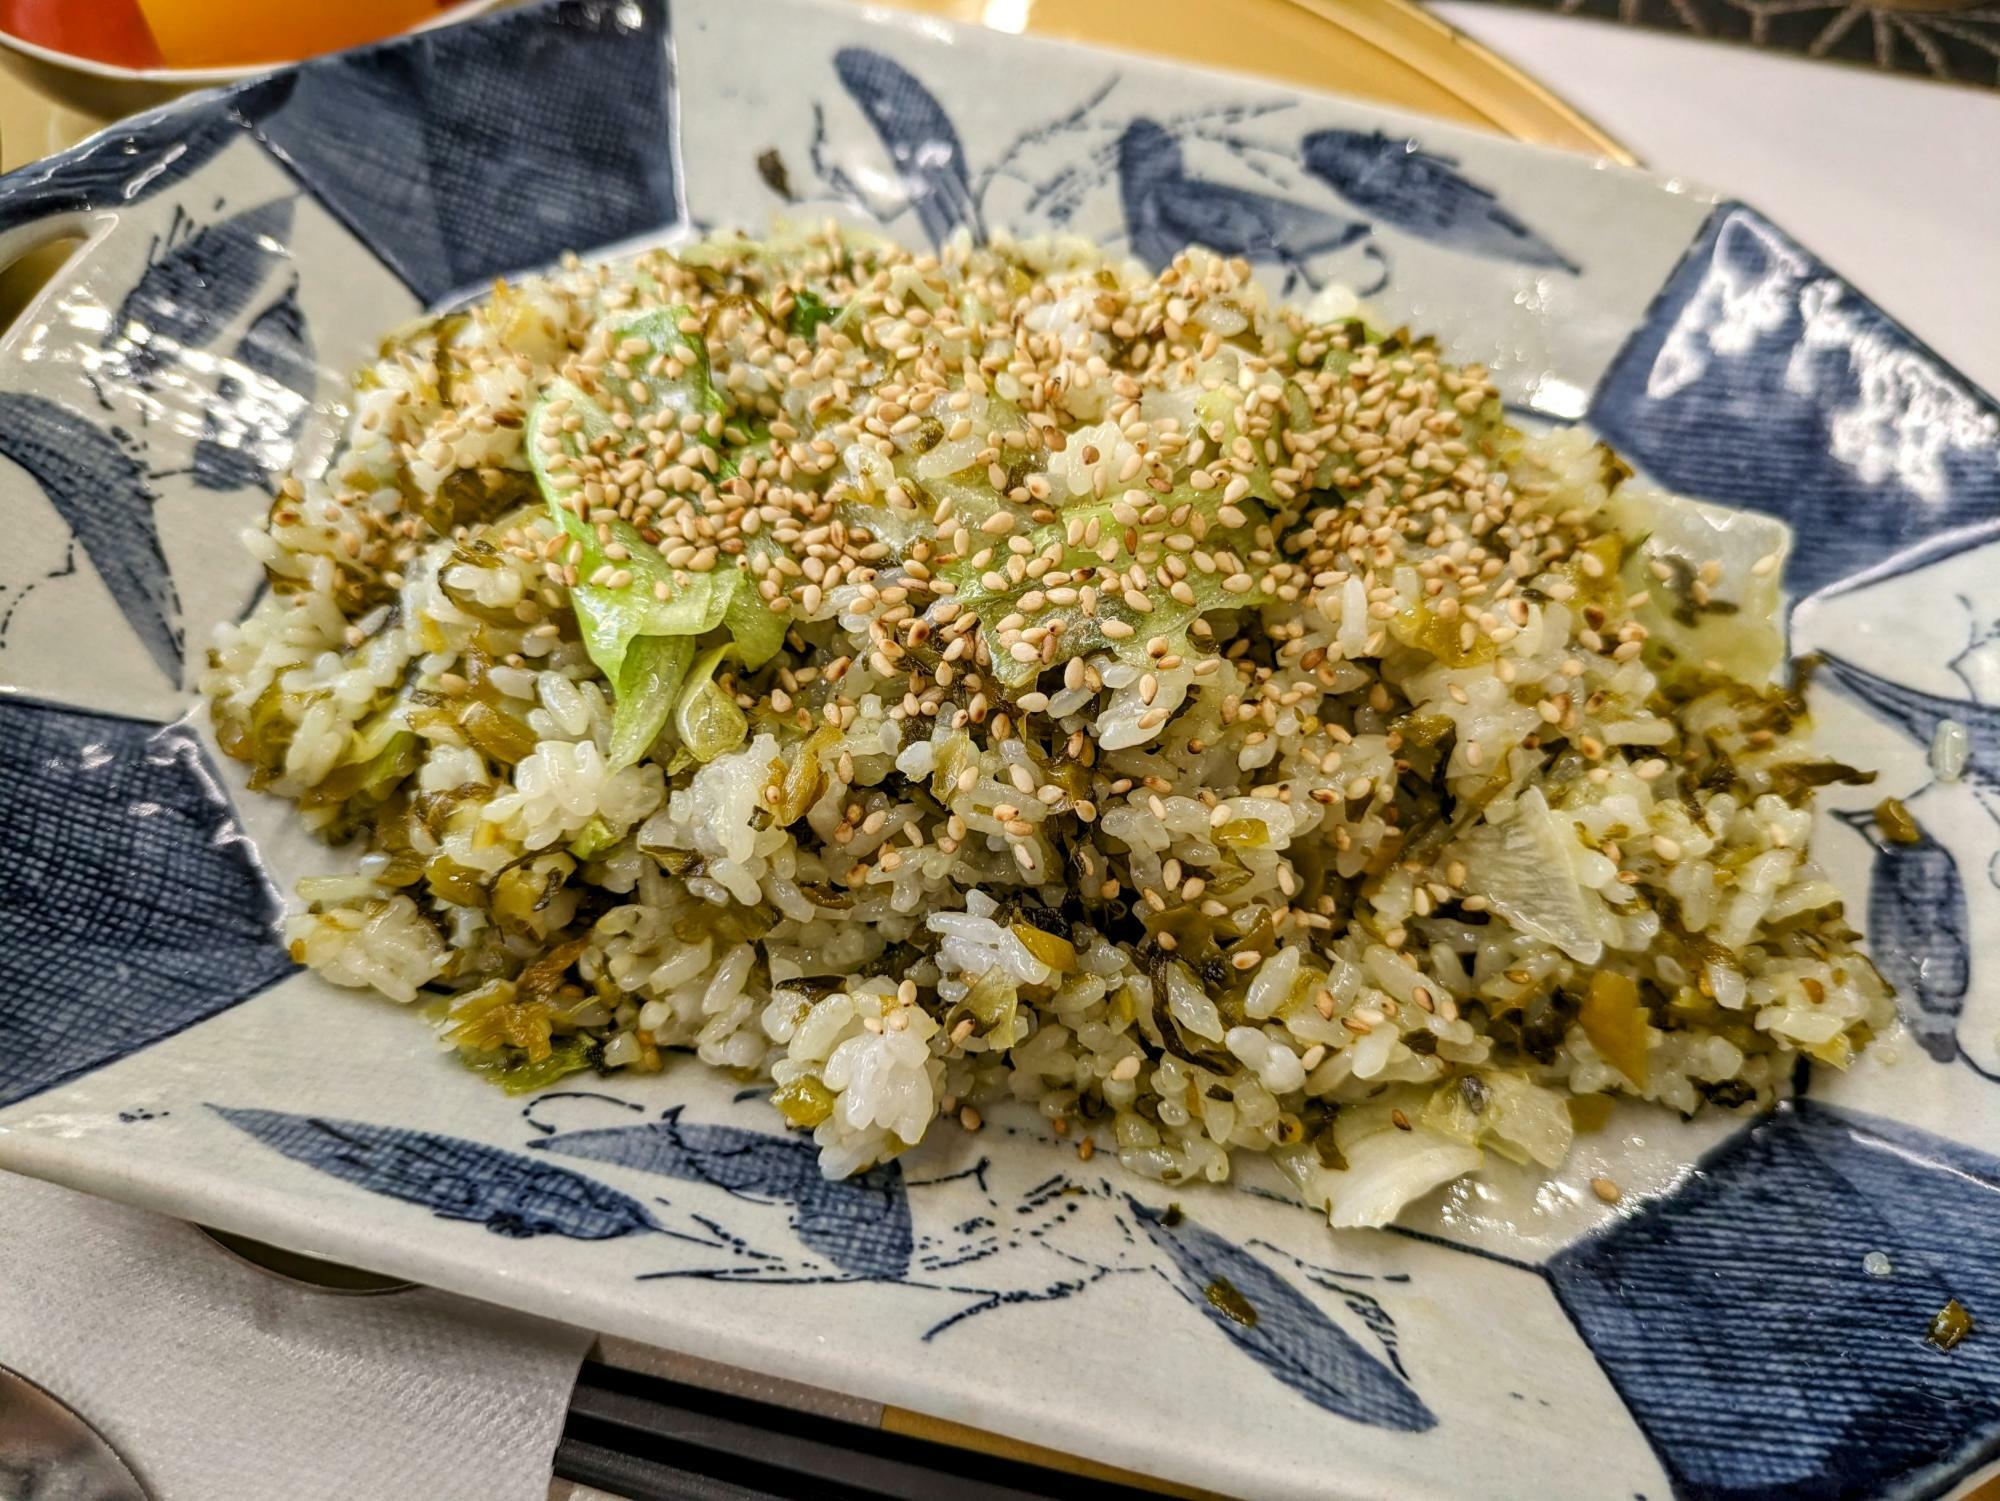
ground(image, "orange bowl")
xmin=0 ymin=0 xmax=501 ymax=85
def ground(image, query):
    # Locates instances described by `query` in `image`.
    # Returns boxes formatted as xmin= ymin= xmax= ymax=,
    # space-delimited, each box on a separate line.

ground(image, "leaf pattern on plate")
xmin=1130 ymin=1197 xmax=1436 ymax=1432
xmin=1835 ymin=805 xmax=1970 ymax=1064
xmin=0 ymin=392 xmax=181 ymax=683
xmin=1819 ymin=652 xmax=1999 ymax=785
xmin=192 ymin=278 xmax=318 ymax=493
xmin=833 ymin=47 xmax=982 ymax=248
xmin=104 ymin=197 xmax=295 ymax=385
xmin=535 ymin=1106 xmax=912 ymax=1278
xmin=1300 ymin=128 xmax=1578 ymax=274
xmin=1116 ymin=118 xmax=1368 ymax=279
xmin=213 ymin=1106 xmax=663 ymax=1240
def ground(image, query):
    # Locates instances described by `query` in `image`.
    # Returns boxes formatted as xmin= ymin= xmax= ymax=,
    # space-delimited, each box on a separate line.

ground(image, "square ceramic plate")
xmin=2 ymin=3 xmax=1998 ymax=1497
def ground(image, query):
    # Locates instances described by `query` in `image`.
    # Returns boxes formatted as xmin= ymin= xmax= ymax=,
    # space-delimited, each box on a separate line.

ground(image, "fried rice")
xmin=202 ymin=223 xmax=1895 ymax=1226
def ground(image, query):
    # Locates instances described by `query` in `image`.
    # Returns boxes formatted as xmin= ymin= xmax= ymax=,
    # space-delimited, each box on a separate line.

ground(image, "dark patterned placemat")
xmin=1450 ymin=0 xmax=2000 ymax=87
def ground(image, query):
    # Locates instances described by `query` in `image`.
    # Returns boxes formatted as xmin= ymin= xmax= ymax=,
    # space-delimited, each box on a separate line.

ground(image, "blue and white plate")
xmin=2 ymin=3 xmax=1997 ymax=1496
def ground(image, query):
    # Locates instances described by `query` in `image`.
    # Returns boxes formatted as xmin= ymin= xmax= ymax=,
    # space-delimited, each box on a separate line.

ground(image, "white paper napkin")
xmin=0 ymin=1171 xmax=593 ymax=1501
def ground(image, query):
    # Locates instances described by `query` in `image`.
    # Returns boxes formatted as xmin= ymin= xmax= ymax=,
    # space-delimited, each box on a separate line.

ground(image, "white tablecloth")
xmin=0 ymin=1173 xmax=592 ymax=1501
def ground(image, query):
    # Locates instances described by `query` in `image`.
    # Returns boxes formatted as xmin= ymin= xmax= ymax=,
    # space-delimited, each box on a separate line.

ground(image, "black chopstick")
xmin=556 ymin=1360 xmax=1169 ymax=1500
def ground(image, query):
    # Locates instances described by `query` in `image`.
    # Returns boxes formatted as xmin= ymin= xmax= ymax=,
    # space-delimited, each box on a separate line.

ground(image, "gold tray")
xmin=0 ymin=0 xmax=1626 ymax=176
xmin=1 ymin=0 xmax=1627 ymax=341
xmin=872 ymin=0 xmax=1630 ymax=160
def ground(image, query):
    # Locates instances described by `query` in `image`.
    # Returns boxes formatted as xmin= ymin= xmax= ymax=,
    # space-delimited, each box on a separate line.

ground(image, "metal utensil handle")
xmin=0 ymin=1361 xmax=153 ymax=1501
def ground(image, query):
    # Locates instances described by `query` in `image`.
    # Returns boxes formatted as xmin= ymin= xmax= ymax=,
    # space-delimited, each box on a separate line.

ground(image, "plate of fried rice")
xmin=4 ymin=2 xmax=1999 ymax=1497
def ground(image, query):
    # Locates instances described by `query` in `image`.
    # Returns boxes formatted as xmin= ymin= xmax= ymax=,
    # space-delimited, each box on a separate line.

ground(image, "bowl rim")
xmin=0 ymin=0 xmax=500 ymax=86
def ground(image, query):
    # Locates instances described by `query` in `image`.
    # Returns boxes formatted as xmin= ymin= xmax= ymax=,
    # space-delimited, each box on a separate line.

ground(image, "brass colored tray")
xmin=872 ymin=0 xmax=1631 ymax=161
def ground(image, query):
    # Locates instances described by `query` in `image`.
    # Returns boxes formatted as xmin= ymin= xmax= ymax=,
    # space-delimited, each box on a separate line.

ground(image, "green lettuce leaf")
xmin=672 ymin=643 xmax=749 ymax=763
xmin=526 ymin=305 xmax=783 ymax=765
xmin=609 ymin=633 xmax=695 ymax=768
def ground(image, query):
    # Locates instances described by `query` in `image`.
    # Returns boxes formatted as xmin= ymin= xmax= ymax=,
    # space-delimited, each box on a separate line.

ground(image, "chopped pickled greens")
xmin=1203 ymin=1276 xmax=1259 ymax=1328
xmin=566 ymin=816 xmax=621 ymax=861
xmin=297 ymin=721 xmax=417 ymax=812
xmin=1390 ymin=603 xmax=1497 ymax=668
xmin=788 ymin=289 xmax=839 ymax=340
xmin=1763 ymin=759 xmax=1875 ymax=803
xmin=1566 ymin=1094 xmax=1614 ymax=1134
xmin=1010 ymin=921 xmax=1077 ymax=974
xmin=1929 ymin=1298 xmax=1974 ymax=1350
xmin=952 ymin=970 xmax=1021 ymax=1044
xmin=491 ymin=852 xmax=577 ymax=933
xmin=773 ymin=1075 xmax=836 ymax=1127
xmin=1579 ymin=971 xmax=1649 ymax=1090
xmin=1874 ymin=796 xmax=1923 ymax=846
xmin=1215 ymin=818 xmax=1270 ymax=849
xmin=460 ymin=1034 xmax=600 ymax=1095
xmin=1806 ymin=1030 xmax=1856 ymax=1070
xmin=458 ymin=700 xmax=538 ymax=766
